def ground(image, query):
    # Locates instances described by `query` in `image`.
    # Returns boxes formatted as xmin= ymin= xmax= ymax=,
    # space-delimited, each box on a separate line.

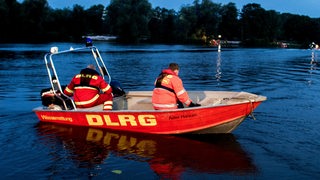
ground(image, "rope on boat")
xmin=248 ymin=99 xmax=256 ymax=120
xmin=227 ymin=96 xmax=258 ymax=120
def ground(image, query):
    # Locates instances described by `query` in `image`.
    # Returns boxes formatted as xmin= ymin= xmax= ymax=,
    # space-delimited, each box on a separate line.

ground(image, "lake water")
xmin=0 ymin=42 xmax=319 ymax=179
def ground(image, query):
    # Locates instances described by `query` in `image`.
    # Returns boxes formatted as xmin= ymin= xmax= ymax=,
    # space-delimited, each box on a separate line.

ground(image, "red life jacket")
xmin=64 ymin=68 xmax=112 ymax=108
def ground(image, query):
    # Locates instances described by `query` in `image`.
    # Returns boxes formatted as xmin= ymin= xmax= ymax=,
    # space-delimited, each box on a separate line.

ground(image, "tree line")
xmin=1 ymin=0 xmax=320 ymax=47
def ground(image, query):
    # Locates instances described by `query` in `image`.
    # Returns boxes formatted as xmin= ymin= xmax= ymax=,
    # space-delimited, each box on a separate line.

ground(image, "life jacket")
xmin=152 ymin=69 xmax=191 ymax=110
xmin=64 ymin=68 xmax=112 ymax=108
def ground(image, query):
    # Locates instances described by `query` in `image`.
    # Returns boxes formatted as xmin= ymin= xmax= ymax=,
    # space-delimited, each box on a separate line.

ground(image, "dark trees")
xmin=106 ymin=0 xmax=152 ymax=43
xmin=0 ymin=0 xmax=320 ymax=46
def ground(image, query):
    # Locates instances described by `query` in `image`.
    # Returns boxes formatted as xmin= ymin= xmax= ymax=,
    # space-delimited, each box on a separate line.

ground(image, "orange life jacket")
xmin=152 ymin=69 xmax=191 ymax=110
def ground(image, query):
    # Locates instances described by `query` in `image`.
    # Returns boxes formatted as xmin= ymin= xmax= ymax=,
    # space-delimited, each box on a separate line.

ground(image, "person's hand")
xmin=189 ymin=102 xmax=201 ymax=107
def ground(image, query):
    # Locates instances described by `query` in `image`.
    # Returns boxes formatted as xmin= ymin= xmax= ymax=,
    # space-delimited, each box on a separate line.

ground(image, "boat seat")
xmin=137 ymin=98 xmax=152 ymax=104
xmin=199 ymin=97 xmax=223 ymax=106
xmin=132 ymin=98 xmax=153 ymax=110
xmin=77 ymin=105 xmax=104 ymax=111
xmin=76 ymin=96 xmax=128 ymax=111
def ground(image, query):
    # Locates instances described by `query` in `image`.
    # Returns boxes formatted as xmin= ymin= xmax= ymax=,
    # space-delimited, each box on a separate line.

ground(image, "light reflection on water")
xmin=35 ymin=123 xmax=256 ymax=179
xmin=0 ymin=43 xmax=320 ymax=179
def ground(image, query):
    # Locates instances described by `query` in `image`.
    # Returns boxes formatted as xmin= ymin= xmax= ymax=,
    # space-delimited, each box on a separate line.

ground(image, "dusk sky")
xmin=44 ymin=0 xmax=319 ymax=18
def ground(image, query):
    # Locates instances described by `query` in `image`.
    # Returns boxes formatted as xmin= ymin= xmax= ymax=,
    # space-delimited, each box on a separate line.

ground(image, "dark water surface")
xmin=0 ymin=42 xmax=319 ymax=179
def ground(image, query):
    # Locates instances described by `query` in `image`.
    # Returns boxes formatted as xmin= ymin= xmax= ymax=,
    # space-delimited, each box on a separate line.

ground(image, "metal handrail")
xmin=43 ymin=45 xmax=111 ymax=110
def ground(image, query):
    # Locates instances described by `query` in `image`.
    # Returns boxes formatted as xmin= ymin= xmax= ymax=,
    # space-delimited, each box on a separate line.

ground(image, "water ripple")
xmin=1 ymin=46 xmax=320 ymax=178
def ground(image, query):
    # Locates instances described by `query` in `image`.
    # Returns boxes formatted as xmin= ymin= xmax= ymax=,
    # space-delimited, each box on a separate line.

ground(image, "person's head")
xmin=87 ymin=64 xmax=96 ymax=70
xmin=168 ymin=63 xmax=179 ymax=75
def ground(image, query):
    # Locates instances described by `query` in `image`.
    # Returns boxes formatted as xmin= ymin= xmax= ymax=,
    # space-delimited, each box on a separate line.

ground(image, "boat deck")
xmin=72 ymin=91 xmax=266 ymax=112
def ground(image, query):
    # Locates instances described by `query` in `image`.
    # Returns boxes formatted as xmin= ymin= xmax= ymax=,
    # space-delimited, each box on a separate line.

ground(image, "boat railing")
xmin=43 ymin=44 xmax=112 ymax=110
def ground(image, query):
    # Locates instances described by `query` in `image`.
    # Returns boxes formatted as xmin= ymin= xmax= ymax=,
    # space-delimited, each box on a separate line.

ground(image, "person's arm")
xmin=172 ymin=77 xmax=201 ymax=107
xmin=64 ymin=79 xmax=75 ymax=97
xmin=99 ymin=77 xmax=113 ymax=94
xmin=172 ymin=77 xmax=192 ymax=106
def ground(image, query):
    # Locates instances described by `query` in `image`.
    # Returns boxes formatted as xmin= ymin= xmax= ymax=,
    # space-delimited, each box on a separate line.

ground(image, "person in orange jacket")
xmin=152 ymin=63 xmax=200 ymax=110
xmin=64 ymin=64 xmax=113 ymax=110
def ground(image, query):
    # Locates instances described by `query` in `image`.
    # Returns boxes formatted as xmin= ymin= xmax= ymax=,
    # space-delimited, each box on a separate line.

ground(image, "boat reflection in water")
xmin=36 ymin=122 xmax=257 ymax=178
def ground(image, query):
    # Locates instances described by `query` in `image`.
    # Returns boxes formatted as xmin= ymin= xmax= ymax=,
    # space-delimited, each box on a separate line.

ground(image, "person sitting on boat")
xmin=64 ymin=64 xmax=113 ymax=110
xmin=152 ymin=63 xmax=200 ymax=110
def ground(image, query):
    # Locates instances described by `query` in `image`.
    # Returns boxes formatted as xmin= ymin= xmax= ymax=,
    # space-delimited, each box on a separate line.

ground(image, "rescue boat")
xmin=33 ymin=40 xmax=267 ymax=134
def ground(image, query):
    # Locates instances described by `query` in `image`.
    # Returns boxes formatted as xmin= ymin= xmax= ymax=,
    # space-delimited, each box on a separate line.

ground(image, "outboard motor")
xmin=41 ymin=88 xmax=62 ymax=106
xmin=40 ymin=85 xmax=72 ymax=109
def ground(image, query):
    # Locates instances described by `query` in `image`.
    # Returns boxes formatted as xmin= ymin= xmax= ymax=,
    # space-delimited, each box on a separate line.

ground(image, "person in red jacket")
xmin=64 ymin=64 xmax=113 ymax=110
xmin=152 ymin=63 xmax=200 ymax=110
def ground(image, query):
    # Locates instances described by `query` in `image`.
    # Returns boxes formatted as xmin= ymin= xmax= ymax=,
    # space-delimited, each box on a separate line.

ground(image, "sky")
xmin=44 ymin=0 xmax=319 ymax=18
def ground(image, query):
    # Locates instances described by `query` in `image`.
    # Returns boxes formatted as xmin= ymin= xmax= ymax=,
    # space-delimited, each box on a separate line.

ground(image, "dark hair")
xmin=168 ymin=63 xmax=179 ymax=71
